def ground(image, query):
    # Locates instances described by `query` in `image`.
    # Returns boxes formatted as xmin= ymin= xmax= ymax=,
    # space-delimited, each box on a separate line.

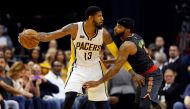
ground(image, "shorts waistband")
xmin=141 ymin=64 xmax=158 ymax=76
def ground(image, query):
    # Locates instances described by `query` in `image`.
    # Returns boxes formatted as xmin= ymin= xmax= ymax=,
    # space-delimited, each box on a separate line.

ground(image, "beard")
xmin=93 ymin=20 xmax=103 ymax=29
xmin=96 ymin=25 xmax=103 ymax=29
xmin=114 ymin=31 xmax=125 ymax=37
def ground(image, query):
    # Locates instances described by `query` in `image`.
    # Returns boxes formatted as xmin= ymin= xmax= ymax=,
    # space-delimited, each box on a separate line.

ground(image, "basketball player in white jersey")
xmin=18 ymin=6 xmax=144 ymax=109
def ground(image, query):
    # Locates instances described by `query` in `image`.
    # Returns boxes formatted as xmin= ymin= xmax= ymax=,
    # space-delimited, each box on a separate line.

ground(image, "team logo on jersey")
xmin=80 ymin=35 xmax=85 ymax=38
xmin=76 ymin=42 xmax=101 ymax=51
xmin=138 ymin=39 xmax=145 ymax=48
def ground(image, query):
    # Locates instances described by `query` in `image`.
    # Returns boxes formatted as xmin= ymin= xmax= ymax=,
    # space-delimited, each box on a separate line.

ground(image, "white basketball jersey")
xmin=71 ymin=22 xmax=103 ymax=66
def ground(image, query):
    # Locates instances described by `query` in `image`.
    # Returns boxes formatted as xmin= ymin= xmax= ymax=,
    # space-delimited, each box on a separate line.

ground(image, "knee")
xmin=173 ymin=101 xmax=184 ymax=109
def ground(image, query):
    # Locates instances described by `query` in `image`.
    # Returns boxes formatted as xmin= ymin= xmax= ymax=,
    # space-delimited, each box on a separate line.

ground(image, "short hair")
xmin=170 ymin=44 xmax=179 ymax=50
xmin=85 ymin=6 xmax=101 ymax=19
xmin=117 ymin=17 xmax=135 ymax=32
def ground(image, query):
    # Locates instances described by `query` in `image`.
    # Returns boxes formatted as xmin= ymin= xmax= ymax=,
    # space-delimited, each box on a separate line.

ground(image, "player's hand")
xmin=83 ymin=81 xmax=101 ymax=89
xmin=18 ymin=29 xmax=40 ymax=41
xmin=131 ymin=73 xmax=145 ymax=87
xmin=109 ymin=96 xmax=119 ymax=104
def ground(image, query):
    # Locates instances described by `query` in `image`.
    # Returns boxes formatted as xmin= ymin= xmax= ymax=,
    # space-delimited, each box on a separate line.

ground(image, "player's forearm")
xmin=106 ymin=42 xmax=133 ymax=71
xmin=99 ymin=66 xmax=121 ymax=84
xmin=38 ymin=32 xmax=51 ymax=42
xmin=38 ymin=32 xmax=64 ymax=42
xmin=38 ymin=24 xmax=72 ymax=42
xmin=102 ymin=59 xmax=116 ymax=65
xmin=128 ymin=69 xmax=136 ymax=77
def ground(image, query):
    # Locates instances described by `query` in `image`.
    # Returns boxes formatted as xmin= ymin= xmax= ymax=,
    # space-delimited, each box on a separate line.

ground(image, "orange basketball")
xmin=19 ymin=29 xmax=39 ymax=49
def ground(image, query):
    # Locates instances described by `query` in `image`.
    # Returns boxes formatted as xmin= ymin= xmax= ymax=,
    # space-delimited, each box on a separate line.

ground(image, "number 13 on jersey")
xmin=84 ymin=52 xmax=92 ymax=60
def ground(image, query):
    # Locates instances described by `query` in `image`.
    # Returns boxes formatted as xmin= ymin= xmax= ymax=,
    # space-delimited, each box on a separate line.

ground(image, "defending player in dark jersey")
xmin=84 ymin=17 xmax=163 ymax=109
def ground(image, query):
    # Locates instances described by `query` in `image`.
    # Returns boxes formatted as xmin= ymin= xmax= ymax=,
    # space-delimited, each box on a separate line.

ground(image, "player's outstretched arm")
xmin=20 ymin=23 xmax=77 ymax=42
xmin=38 ymin=24 xmax=77 ymax=42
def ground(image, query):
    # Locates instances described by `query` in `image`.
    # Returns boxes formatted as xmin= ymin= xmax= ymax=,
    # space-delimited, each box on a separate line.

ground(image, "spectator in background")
xmin=45 ymin=60 xmax=65 ymax=108
xmin=0 ymin=24 xmax=13 ymax=49
xmin=9 ymin=62 xmax=33 ymax=98
xmin=154 ymin=52 xmax=167 ymax=71
xmin=40 ymin=48 xmax=57 ymax=75
xmin=54 ymin=50 xmax=68 ymax=81
xmin=0 ymin=50 xmax=3 ymax=57
xmin=147 ymin=43 xmax=157 ymax=62
xmin=162 ymin=45 xmax=189 ymax=94
xmin=29 ymin=47 xmax=43 ymax=64
xmin=27 ymin=61 xmax=35 ymax=71
xmin=155 ymin=36 xmax=166 ymax=54
xmin=9 ymin=61 xmax=34 ymax=109
xmin=0 ymin=65 xmax=19 ymax=109
xmin=49 ymin=40 xmax=58 ymax=50
xmin=31 ymin=64 xmax=60 ymax=109
xmin=181 ymin=54 xmax=190 ymax=81
xmin=0 ymin=57 xmax=32 ymax=109
xmin=173 ymin=84 xmax=190 ymax=109
xmin=4 ymin=47 xmax=17 ymax=75
xmin=4 ymin=47 xmax=16 ymax=67
xmin=159 ymin=69 xmax=181 ymax=109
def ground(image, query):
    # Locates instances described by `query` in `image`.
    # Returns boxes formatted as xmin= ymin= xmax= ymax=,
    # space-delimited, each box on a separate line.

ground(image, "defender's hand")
xmin=83 ymin=81 xmax=101 ymax=89
xmin=131 ymin=73 xmax=145 ymax=87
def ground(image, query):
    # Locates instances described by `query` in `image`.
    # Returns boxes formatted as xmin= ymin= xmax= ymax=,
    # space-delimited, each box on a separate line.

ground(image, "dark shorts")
xmin=140 ymin=68 xmax=163 ymax=103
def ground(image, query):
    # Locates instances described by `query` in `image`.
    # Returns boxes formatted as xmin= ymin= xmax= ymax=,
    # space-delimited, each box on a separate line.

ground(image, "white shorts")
xmin=64 ymin=62 xmax=108 ymax=101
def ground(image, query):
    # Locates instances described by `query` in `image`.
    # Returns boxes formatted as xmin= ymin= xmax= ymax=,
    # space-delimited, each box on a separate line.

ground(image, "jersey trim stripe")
xmin=65 ymin=39 xmax=76 ymax=87
xmin=99 ymin=61 xmax=108 ymax=97
xmin=82 ymin=22 xmax=98 ymax=41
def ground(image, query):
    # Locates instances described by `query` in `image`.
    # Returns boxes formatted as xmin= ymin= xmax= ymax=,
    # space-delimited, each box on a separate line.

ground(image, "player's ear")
xmin=89 ymin=16 xmax=93 ymax=20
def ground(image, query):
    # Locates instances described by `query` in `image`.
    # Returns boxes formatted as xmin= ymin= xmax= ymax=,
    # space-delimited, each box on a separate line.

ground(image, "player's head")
xmin=114 ymin=17 xmax=135 ymax=37
xmin=0 ymin=56 xmax=6 ymax=69
xmin=85 ymin=6 xmax=103 ymax=29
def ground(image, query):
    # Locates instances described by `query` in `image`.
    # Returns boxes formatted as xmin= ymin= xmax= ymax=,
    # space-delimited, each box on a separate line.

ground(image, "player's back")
xmin=71 ymin=22 xmax=103 ymax=66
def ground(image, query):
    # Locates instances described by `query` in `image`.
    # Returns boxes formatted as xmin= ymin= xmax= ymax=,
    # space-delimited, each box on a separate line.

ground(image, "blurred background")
xmin=0 ymin=0 xmax=190 ymax=109
xmin=0 ymin=0 xmax=189 ymax=52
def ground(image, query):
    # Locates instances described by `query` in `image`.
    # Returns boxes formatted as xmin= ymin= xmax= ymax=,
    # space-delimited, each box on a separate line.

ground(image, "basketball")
xmin=18 ymin=29 xmax=39 ymax=49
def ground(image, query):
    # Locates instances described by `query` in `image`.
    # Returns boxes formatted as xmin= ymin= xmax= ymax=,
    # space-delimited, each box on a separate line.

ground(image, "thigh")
xmin=88 ymin=84 xmax=108 ymax=101
xmin=140 ymin=69 xmax=163 ymax=104
xmin=87 ymin=63 xmax=108 ymax=101
xmin=65 ymin=67 xmax=86 ymax=94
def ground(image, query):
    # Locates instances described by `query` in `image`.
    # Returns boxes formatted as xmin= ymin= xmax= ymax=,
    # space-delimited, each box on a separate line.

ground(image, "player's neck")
xmin=123 ymin=32 xmax=133 ymax=39
xmin=84 ymin=21 xmax=97 ymax=37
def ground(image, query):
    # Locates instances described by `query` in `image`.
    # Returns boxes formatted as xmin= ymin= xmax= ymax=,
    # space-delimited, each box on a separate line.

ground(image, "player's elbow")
xmin=113 ymin=66 xmax=122 ymax=74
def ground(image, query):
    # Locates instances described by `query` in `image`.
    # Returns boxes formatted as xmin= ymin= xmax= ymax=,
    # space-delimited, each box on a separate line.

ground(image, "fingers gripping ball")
xmin=19 ymin=29 xmax=39 ymax=49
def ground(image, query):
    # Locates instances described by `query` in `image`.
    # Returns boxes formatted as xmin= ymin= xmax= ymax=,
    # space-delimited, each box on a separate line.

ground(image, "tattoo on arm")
xmin=99 ymin=44 xmax=129 ymax=83
xmin=39 ymin=24 xmax=74 ymax=42
xmin=103 ymin=28 xmax=113 ymax=45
